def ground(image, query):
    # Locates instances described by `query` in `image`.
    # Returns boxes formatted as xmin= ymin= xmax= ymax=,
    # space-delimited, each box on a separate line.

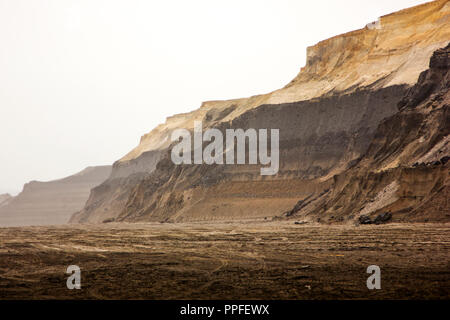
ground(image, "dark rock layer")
xmin=72 ymin=85 xmax=408 ymax=223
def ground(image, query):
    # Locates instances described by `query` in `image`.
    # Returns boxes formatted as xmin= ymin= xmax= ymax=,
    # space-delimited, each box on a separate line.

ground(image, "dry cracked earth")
xmin=0 ymin=221 xmax=449 ymax=299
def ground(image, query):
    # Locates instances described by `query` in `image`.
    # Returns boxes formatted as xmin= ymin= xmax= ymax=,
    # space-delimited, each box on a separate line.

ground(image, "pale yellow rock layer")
xmin=120 ymin=0 xmax=450 ymax=163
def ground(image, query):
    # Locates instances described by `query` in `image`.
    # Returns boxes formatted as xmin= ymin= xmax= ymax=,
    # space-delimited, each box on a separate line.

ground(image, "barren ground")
xmin=0 ymin=221 xmax=449 ymax=299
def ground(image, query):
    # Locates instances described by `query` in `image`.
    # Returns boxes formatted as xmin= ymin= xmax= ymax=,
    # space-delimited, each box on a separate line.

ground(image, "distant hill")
xmin=0 ymin=194 xmax=12 ymax=208
xmin=0 ymin=166 xmax=111 ymax=227
xmin=71 ymin=1 xmax=449 ymax=224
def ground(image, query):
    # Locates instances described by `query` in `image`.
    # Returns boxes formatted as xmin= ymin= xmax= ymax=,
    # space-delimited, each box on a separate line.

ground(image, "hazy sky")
xmin=0 ymin=0 xmax=431 ymax=195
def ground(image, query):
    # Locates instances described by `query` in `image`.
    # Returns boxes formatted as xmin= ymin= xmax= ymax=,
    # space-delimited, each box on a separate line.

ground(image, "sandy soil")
xmin=0 ymin=221 xmax=449 ymax=299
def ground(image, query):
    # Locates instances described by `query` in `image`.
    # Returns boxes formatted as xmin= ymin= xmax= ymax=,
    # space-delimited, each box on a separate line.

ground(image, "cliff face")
xmin=0 ymin=166 xmax=111 ymax=227
xmin=71 ymin=1 xmax=450 ymax=224
xmin=286 ymin=43 xmax=450 ymax=223
xmin=284 ymin=0 xmax=450 ymax=98
xmin=119 ymin=0 xmax=449 ymax=166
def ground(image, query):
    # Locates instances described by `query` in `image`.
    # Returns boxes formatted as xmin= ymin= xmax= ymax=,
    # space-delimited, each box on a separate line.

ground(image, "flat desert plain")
xmin=0 ymin=221 xmax=449 ymax=299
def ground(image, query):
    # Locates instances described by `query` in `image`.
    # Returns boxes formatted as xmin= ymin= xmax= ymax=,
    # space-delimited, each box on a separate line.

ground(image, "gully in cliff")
xmin=171 ymin=121 xmax=279 ymax=175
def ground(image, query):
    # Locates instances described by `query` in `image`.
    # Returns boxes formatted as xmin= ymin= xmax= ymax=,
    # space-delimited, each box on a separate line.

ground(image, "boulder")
xmin=374 ymin=212 xmax=392 ymax=225
xmin=358 ymin=215 xmax=372 ymax=225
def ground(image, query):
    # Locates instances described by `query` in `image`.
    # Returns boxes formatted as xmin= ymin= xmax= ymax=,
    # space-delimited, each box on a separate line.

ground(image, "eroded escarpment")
xmin=116 ymin=0 xmax=450 ymax=165
xmin=71 ymin=1 xmax=450 ymax=224
xmin=73 ymin=85 xmax=408 ymax=223
xmin=286 ymin=43 xmax=450 ymax=224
